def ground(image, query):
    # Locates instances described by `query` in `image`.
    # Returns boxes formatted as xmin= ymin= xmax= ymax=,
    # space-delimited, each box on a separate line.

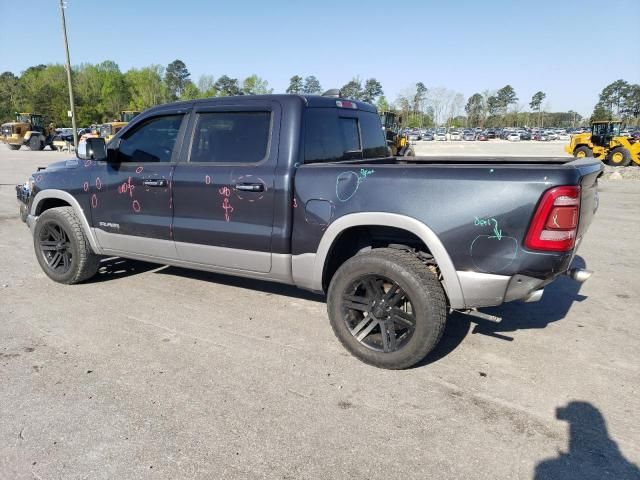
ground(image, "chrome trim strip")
xmin=310 ymin=212 xmax=465 ymax=307
xmin=30 ymin=189 xmax=102 ymax=254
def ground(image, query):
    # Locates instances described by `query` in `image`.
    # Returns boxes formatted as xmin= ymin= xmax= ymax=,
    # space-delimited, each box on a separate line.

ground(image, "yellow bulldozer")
xmin=99 ymin=110 xmax=140 ymax=143
xmin=380 ymin=111 xmax=415 ymax=156
xmin=0 ymin=113 xmax=56 ymax=151
xmin=565 ymin=120 xmax=640 ymax=166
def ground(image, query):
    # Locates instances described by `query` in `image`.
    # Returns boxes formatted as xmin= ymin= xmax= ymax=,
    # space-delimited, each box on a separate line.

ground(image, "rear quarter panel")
xmin=292 ymin=162 xmax=596 ymax=279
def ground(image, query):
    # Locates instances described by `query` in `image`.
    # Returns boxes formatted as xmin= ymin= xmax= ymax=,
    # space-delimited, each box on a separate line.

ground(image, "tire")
xmin=573 ymin=146 xmax=592 ymax=158
xmin=327 ymin=248 xmax=447 ymax=369
xmin=29 ymin=135 xmax=44 ymax=151
xmin=606 ymin=147 xmax=631 ymax=167
xmin=33 ymin=207 xmax=100 ymax=284
xmin=7 ymin=144 xmax=21 ymax=150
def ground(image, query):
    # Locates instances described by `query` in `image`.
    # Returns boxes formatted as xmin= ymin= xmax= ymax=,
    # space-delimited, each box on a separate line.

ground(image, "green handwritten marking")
xmin=475 ymin=216 xmax=503 ymax=240
xmin=488 ymin=218 xmax=503 ymax=240
xmin=356 ymin=168 xmax=375 ymax=185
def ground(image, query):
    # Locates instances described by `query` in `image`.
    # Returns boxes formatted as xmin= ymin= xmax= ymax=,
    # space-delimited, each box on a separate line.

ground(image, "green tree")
xmin=591 ymin=102 xmax=611 ymax=122
xmin=214 ymin=75 xmax=241 ymax=96
xmin=197 ymin=75 xmax=216 ymax=97
xmin=529 ymin=91 xmax=546 ymax=127
xmin=376 ymin=95 xmax=389 ymax=112
xmin=164 ymin=59 xmax=191 ymax=100
xmin=465 ymin=93 xmax=485 ymax=127
xmin=180 ymin=81 xmax=201 ymax=100
xmin=496 ymin=85 xmax=518 ymax=122
xmin=341 ymin=77 xmax=362 ymax=100
xmin=242 ymin=74 xmax=272 ymax=95
xmin=598 ymin=79 xmax=629 ymax=118
xmin=0 ymin=72 xmax=20 ymax=122
xmin=125 ymin=65 xmax=167 ymax=110
xmin=286 ymin=75 xmax=303 ymax=94
xmin=302 ymin=76 xmax=322 ymax=94
xmin=361 ymin=78 xmax=383 ymax=104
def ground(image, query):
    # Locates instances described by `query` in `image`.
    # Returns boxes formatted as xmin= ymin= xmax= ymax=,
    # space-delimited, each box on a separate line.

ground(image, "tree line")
xmin=0 ymin=59 xmax=637 ymax=129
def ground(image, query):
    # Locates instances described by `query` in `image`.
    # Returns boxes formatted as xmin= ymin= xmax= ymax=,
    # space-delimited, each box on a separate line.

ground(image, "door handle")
xmin=142 ymin=179 xmax=168 ymax=187
xmin=234 ymin=183 xmax=264 ymax=192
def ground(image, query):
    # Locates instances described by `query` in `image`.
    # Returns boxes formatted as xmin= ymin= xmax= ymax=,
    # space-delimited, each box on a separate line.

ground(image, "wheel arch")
xmin=296 ymin=213 xmax=464 ymax=308
xmin=30 ymin=189 xmax=101 ymax=254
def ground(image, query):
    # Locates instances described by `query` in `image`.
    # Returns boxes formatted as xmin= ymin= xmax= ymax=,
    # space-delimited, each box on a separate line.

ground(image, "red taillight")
xmin=525 ymin=186 xmax=581 ymax=252
xmin=336 ymin=100 xmax=357 ymax=109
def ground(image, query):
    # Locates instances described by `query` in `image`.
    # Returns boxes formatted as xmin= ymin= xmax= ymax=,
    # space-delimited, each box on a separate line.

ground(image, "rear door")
xmin=89 ymin=112 xmax=188 ymax=257
xmin=171 ymin=100 xmax=281 ymax=272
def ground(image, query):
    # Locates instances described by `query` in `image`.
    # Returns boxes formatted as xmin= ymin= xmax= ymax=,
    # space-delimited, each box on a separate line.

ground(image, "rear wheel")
xmin=606 ymin=147 xmax=631 ymax=167
xmin=33 ymin=207 xmax=100 ymax=284
xmin=574 ymin=146 xmax=592 ymax=158
xmin=327 ymin=248 xmax=447 ymax=369
xmin=7 ymin=144 xmax=21 ymax=150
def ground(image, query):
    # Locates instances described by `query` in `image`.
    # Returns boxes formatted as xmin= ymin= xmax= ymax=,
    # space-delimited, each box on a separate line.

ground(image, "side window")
xmin=190 ymin=111 xmax=271 ymax=164
xmin=118 ymin=115 xmax=184 ymax=163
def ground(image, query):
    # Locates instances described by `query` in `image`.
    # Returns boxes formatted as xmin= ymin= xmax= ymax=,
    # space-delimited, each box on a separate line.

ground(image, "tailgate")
xmin=572 ymin=159 xmax=603 ymax=240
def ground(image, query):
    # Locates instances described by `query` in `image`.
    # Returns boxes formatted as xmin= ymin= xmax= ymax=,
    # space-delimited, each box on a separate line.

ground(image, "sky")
xmin=1 ymin=0 xmax=639 ymax=117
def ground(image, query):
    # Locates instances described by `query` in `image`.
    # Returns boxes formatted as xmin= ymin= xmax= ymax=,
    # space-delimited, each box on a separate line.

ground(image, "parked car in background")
xmin=423 ymin=132 xmax=434 ymax=141
xmin=519 ymin=131 xmax=532 ymax=141
xmin=507 ymin=132 xmax=521 ymax=142
xmin=463 ymin=131 xmax=475 ymax=141
xmin=408 ymin=131 xmax=421 ymax=142
xmin=476 ymin=132 xmax=488 ymax=141
xmin=558 ymin=132 xmax=570 ymax=141
xmin=435 ymin=130 xmax=447 ymax=141
xmin=545 ymin=131 xmax=559 ymax=140
xmin=449 ymin=130 xmax=462 ymax=141
xmin=486 ymin=130 xmax=496 ymax=139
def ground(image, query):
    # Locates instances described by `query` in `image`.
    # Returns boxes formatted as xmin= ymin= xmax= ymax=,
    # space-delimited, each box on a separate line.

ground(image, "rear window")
xmin=304 ymin=109 xmax=387 ymax=163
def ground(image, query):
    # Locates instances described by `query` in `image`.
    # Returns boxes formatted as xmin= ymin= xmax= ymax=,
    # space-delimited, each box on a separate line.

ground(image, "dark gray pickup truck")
xmin=16 ymin=93 xmax=602 ymax=369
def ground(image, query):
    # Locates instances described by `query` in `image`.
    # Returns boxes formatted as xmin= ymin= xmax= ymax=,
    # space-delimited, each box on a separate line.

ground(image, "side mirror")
xmin=77 ymin=137 xmax=107 ymax=161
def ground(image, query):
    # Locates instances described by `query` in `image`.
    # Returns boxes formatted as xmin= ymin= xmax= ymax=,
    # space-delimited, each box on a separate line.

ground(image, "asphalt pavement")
xmin=1 ymin=146 xmax=639 ymax=479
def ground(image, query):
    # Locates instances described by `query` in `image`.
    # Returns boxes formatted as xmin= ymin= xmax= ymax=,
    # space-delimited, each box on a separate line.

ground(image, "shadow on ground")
xmin=419 ymin=257 xmax=588 ymax=366
xmin=90 ymin=256 xmax=591 ymax=365
xmin=535 ymin=401 xmax=640 ymax=480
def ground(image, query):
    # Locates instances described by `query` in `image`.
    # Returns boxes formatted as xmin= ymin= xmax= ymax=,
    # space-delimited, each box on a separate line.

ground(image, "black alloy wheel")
xmin=38 ymin=221 xmax=73 ymax=274
xmin=342 ymin=274 xmax=416 ymax=353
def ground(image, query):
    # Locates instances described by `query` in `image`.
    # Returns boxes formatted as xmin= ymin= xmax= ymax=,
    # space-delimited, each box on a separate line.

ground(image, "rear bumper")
xmin=457 ymin=271 xmax=549 ymax=308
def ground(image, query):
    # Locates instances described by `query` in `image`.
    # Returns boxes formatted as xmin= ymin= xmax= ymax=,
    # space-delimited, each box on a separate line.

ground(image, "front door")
xmin=89 ymin=113 xmax=187 ymax=257
xmin=171 ymin=102 xmax=281 ymax=272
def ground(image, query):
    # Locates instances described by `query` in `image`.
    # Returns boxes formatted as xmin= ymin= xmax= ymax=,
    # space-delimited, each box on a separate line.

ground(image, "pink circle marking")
xmin=132 ymin=200 xmax=141 ymax=213
xmin=135 ymin=166 xmax=144 ymax=174
xmin=205 ymin=175 xmax=211 ymax=185
xmin=91 ymin=194 xmax=98 ymax=208
xmin=83 ymin=182 xmax=89 ymax=192
xmin=95 ymin=177 xmax=102 ymax=190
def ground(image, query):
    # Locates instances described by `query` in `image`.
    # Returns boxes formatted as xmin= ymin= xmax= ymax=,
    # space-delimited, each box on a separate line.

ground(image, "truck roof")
xmin=146 ymin=94 xmax=378 ymax=114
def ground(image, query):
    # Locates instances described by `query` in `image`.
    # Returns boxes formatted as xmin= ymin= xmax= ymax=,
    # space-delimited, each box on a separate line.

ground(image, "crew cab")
xmin=16 ymin=94 xmax=602 ymax=369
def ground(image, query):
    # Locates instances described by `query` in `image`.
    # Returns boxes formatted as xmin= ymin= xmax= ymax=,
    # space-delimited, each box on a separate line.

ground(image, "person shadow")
xmin=535 ymin=401 xmax=640 ymax=480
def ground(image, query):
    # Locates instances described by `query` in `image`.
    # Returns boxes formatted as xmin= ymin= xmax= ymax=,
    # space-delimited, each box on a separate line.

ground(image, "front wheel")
xmin=606 ymin=147 xmax=631 ymax=167
xmin=7 ymin=144 xmax=21 ymax=151
xmin=33 ymin=207 xmax=100 ymax=284
xmin=574 ymin=146 xmax=592 ymax=158
xmin=327 ymin=248 xmax=447 ymax=369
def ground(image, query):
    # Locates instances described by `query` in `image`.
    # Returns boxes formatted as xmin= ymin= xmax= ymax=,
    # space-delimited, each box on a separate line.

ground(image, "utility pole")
xmin=59 ymin=0 xmax=78 ymax=147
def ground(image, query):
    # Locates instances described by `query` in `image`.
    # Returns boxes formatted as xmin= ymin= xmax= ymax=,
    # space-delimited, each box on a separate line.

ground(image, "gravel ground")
xmin=0 ymin=147 xmax=639 ymax=480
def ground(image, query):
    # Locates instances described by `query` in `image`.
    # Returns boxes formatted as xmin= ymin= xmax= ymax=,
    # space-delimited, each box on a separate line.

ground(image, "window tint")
xmin=359 ymin=111 xmax=388 ymax=158
xmin=190 ymin=112 xmax=271 ymax=163
xmin=304 ymin=109 xmax=388 ymax=163
xmin=118 ymin=115 xmax=183 ymax=163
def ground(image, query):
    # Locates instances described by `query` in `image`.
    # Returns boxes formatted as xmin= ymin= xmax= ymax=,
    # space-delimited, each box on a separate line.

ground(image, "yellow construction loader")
xmin=565 ymin=120 xmax=640 ymax=166
xmin=0 ymin=113 xmax=56 ymax=151
xmin=99 ymin=110 xmax=140 ymax=143
xmin=379 ymin=111 xmax=414 ymax=156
